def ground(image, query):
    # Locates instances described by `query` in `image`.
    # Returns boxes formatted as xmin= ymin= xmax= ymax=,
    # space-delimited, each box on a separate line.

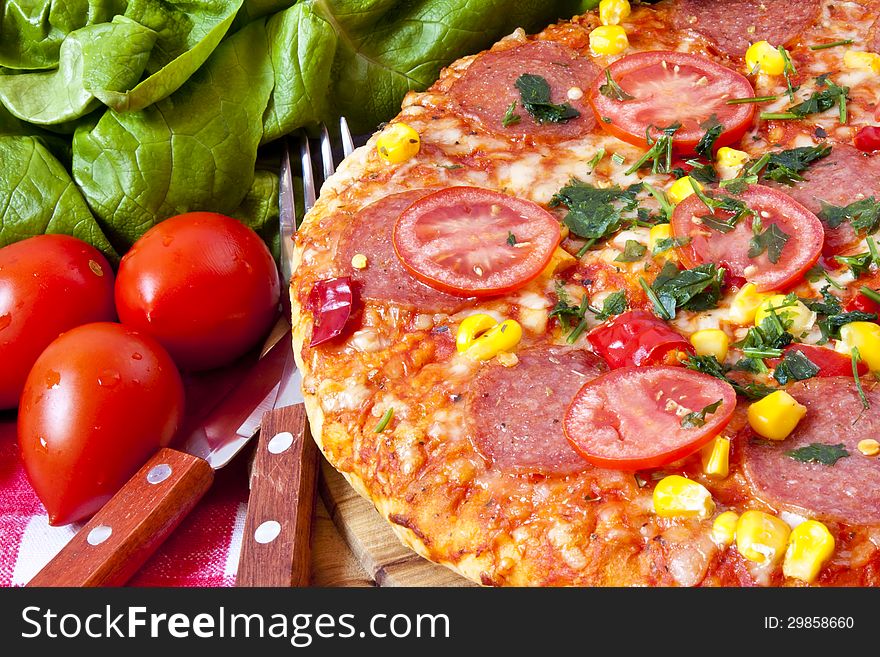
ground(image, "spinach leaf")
xmin=694 ymin=115 xmax=722 ymax=158
xmin=72 ymin=18 xmax=276 ymax=250
xmin=684 ymin=354 xmax=776 ymax=400
xmin=785 ymin=443 xmax=849 ymax=466
xmin=592 ymin=290 xmax=628 ymax=321
xmin=515 ymin=74 xmax=580 ymax=124
xmin=0 ymin=136 xmax=115 ymax=258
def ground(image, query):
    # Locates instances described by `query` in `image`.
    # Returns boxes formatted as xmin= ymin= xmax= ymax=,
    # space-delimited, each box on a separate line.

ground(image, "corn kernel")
xmin=652 ymin=475 xmax=715 ymax=519
xmin=712 ymin=511 xmax=739 ymax=547
xmin=540 ymin=247 xmax=577 ymax=278
xmin=599 ymin=0 xmax=631 ymax=26
xmin=716 ymin=147 xmax=749 ymax=168
xmin=748 ymin=390 xmax=807 ymax=441
xmin=783 ymin=520 xmax=835 ymax=583
xmin=745 ymin=40 xmax=785 ymax=76
xmin=843 ymin=50 xmax=880 ymax=74
xmin=701 ymin=437 xmax=731 ymax=478
xmin=648 ymin=223 xmax=672 ymax=254
xmin=728 ymin=283 xmax=771 ymax=325
xmin=456 ymin=314 xmax=522 ymax=361
xmin=690 ymin=328 xmax=729 ymax=362
xmin=668 ymin=176 xmax=702 ymax=205
xmin=589 ymin=25 xmax=629 ymax=56
xmin=350 ymin=253 xmax=368 ymax=269
xmin=839 ymin=321 xmax=880 ymax=371
xmin=857 ymin=438 xmax=880 ymax=456
xmin=754 ymin=294 xmax=816 ymax=336
xmin=735 ymin=510 xmax=791 ymax=565
xmin=376 ymin=122 xmax=420 ymax=164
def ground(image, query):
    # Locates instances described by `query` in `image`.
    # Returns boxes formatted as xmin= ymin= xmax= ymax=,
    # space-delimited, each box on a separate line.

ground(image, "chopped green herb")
xmin=642 ymin=182 xmax=673 ymax=223
xmin=439 ymin=164 xmax=463 ymax=170
xmin=834 ymin=250 xmax=874 ymax=277
xmin=785 ymin=442 xmax=849 ymax=466
xmin=802 ymin=285 xmax=841 ymax=316
xmin=611 ymin=152 xmax=626 ymax=165
xmin=773 ymin=349 xmax=820 ymax=385
xmin=590 ymin=289 xmax=628 ymax=322
xmin=550 ymin=179 xmax=641 ymax=245
xmin=726 ymin=95 xmax=778 ymax=105
xmin=599 ymin=69 xmax=635 ymax=101
xmin=748 ymin=222 xmax=790 ymax=264
xmin=859 ymin=286 xmax=880 ymax=306
xmin=681 ymin=399 xmax=723 ymax=429
xmin=694 ymin=115 xmax=723 ymax=158
xmin=852 ymin=347 xmax=870 ymax=410
xmin=763 ymin=75 xmax=849 ymax=124
xmin=652 ymin=235 xmax=691 ymax=255
xmin=587 ymin=148 xmax=606 ymax=172
xmin=684 ymin=354 xmax=776 ymax=400
xmin=778 ymin=46 xmax=798 ymax=102
xmin=646 ymin=261 xmax=725 ymax=319
xmin=515 ymin=74 xmax=580 ymax=124
xmin=373 ymin=407 xmax=394 ymax=433
xmin=736 ymin=307 xmax=795 ymax=360
xmin=718 ymin=176 xmax=755 ymax=194
xmin=756 ymin=144 xmax=832 ymax=185
xmin=502 ymin=101 xmax=521 ymax=127
xmin=615 ymin=239 xmax=647 ymax=262
xmin=625 ymin=123 xmax=680 ymax=175
xmin=818 ymin=196 xmax=880 ymax=232
xmin=809 ymin=39 xmax=853 ymax=51
xmin=549 ymin=281 xmax=587 ymax=328
xmin=506 ymin=231 xmax=517 ymax=246
xmin=819 ymin=311 xmax=878 ymax=343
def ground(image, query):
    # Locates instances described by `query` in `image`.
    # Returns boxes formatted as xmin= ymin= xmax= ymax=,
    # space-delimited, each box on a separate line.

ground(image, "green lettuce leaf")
xmin=260 ymin=0 xmax=597 ymax=136
xmin=0 ymin=136 xmax=115 ymax=258
xmin=0 ymin=16 xmax=157 ymax=125
xmin=98 ymin=0 xmax=244 ymax=112
xmin=0 ymin=0 xmax=124 ymax=70
xmin=72 ymin=17 xmax=275 ymax=250
xmin=231 ymin=169 xmax=281 ymax=259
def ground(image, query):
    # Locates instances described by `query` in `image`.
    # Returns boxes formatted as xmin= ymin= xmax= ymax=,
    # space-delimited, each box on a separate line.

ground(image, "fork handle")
xmin=236 ymin=403 xmax=317 ymax=587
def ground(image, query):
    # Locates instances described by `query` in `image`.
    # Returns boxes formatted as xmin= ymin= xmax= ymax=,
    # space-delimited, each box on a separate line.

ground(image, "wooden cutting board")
xmin=316 ymin=459 xmax=473 ymax=587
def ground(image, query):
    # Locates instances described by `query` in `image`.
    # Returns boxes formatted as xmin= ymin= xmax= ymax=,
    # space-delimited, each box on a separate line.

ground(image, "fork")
xmin=234 ymin=118 xmax=355 ymax=587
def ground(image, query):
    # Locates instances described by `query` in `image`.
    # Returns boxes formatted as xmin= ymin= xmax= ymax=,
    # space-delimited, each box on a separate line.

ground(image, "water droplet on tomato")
xmin=38 ymin=437 xmax=48 ymax=452
xmin=0 ymin=314 xmax=10 ymax=331
xmin=98 ymin=370 xmax=121 ymax=387
xmin=131 ymin=352 xmax=143 ymax=360
xmin=45 ymin=370 xmax=61 ymax=388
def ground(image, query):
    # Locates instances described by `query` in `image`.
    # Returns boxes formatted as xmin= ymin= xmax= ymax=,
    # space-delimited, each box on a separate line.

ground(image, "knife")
xmin=235 ymin=138 xmax=317 ymax=587
xmin=27 ymin=331 xmax=290 ymax=587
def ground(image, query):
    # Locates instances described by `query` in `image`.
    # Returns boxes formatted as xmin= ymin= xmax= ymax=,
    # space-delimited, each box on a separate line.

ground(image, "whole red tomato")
xmin=0 ymin=234 xmax=116 ymax=409
xmin=18 ymin=322 xmax=185 ymax=525
xmin=114 ymin=213 xmax=280 ymax=371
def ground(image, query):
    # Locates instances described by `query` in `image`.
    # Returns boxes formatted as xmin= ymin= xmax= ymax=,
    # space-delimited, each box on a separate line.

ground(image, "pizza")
xmin=290 ymin=0 xmax=880 ymax=586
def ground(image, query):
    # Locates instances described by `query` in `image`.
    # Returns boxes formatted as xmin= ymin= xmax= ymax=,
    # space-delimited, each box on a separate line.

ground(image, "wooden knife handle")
xmin=28 ymin=448 xmax=214 ymax=587
xmin=236 ymin=403 xmax=317 ymax=587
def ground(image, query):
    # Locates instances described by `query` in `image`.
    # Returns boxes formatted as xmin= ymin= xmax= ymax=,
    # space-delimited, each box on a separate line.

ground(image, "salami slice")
xmin=449 ymin=40 xmax=599 ymax=141
xmin=336 ymin=191 xmax=470 ymax=313
xmin=744 ymin=377 xmax=880 ymax=525
xmin=675 ymin=0 xmax=820 ymax=57
xmin=770 ymin=144 xmax=880 ymax=255
xmin=465 ymin=345 xmax=606 ymax=474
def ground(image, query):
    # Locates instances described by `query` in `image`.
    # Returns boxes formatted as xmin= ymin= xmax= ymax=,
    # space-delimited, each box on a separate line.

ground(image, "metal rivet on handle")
xmin=267 ymin=431 xmax=294 ymax=454
xmin=146 ymin=463 xmax=172 ymax=485
xmin=254 ymin=520 xmax=282 ymax=544
xmin=87 ymin=525 xmax=112 ymax=546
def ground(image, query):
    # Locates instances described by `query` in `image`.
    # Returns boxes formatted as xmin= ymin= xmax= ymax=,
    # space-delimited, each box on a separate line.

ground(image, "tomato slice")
xmin=588 ymin=51 xmax=756 ymax=153
xmin=671 ymin=184 xmax=824 ymax=291
xmin=766 ymin=344 xmax=868 ymax=377
xmin=393 ymin=187 xmax=560 ymax=297
xmin=587 ymin=310 xmax=693 ymax=369
xmin=563 ymin=366 xmax=737 ymax=470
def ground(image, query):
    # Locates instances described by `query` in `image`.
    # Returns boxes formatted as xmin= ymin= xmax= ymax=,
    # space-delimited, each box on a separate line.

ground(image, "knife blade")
xmin=27 ymin=334 xmax=290 ymax=587
xmin=235 ymin=138 xmax=316 ymax=587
